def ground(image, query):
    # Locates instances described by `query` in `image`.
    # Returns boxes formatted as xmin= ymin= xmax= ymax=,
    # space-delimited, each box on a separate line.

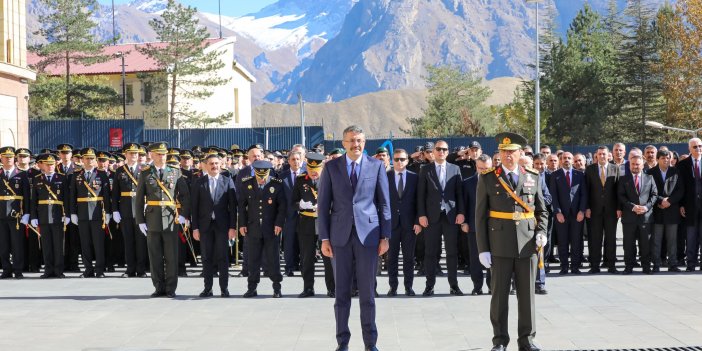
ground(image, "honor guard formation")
xmin=3 ymin=130 xmax=702 ymax=351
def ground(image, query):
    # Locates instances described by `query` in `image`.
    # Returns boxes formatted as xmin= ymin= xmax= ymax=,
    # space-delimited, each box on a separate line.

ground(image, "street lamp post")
xmin=645 ymin=121 xmax=702 ymax=138
xmin=534 ymin=1 xmax=541 ymax=153
xmin=298 ymin=93 xmax=306 ymax=147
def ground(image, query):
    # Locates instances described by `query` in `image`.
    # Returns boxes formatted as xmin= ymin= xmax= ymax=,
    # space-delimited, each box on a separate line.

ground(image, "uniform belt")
xmin=146 ymin=200 xmax=175 ymax=207
xmin=120 ymin=191 xmax=136 ymax=197
xmin=489 ymin=210 xmax=534 ymax=220
xmin=0 ymin=195 xmax=23 ymax=201
xmin=77 ymin=197 xmax=103 ymax=202
xmin=299 ymin=211 xmax=318 ymax=218
xmin=38 ymin=200 xmax=63 ymax=205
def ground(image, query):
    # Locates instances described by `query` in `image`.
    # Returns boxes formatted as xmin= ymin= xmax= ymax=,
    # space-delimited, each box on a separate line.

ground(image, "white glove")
xmin=63 ymin=217 xmax=70 ymax=226
xmin=71 ymin=214 xmax=79 ymax=225
xmin=20 ymin=214 xmax=29 ymax=225
xmin=479 ymin=252 xmax=492 ymax=269
xmin=105 ymin=214 xmax=112 ymax=223
xmin=112 ymin=211 xmax=121 ymax=224
xmin=139 ymin=223 xmax=148 ymax=235
xmin=30 ymin=219 xmax=38 ymax=227
xmin=299 ymin=200 xmax=313 ymax=210
xmin=536 ymin=233 xmax=548 ymax=247
xmin=178 ymin=216 xmax=189 ymax=226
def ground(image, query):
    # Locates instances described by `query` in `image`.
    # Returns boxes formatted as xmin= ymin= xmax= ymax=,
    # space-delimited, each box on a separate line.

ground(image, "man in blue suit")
xmin=550 ymin=152 xmax=588 ymax=274
xmin=279 ymin=151 xmax=306 ymax=276
xmin=318 ymin=125 xmax=392 ymax=351
xmin=386 ymin=148 xmax=421 ymax=297
xmin=191 ymin=153 xmax=237 ymax=298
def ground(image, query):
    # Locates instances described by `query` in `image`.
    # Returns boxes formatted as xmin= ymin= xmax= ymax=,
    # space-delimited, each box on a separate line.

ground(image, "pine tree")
xmin=137 ymin=0 xmax=230 ymax=129
xmin=29 ymin=0 xmax=118 ymax=118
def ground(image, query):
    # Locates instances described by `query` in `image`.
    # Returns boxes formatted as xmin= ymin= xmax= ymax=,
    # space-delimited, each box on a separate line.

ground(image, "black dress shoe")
xmin=221 ymin=289 xmax=230 ymax=297
xmin=519 ymin=342 xmax=542 ymax=351
xmin=40 ymin=273 xmax=52 ymax=279
xmin=491 ymin=345 xmax=506 ymax=351
xmin=150 ymin=291 xmax=165 ymax=298
xmin=352 ymin=290 xmax=359 ymax=297
xmin=608 ymin=267 xmax=619 ymax=274
xmin=449 ymin=286 xmax=464 ymax=296
xmin=643 ymin=268 xmax=653 ymax=275
xmin=335 ymin=345 xmax=349 ymax=351
xmin=137 ymin=273 xmax=148 ymax=278
xmin=422 ymin=287 xmax=434 ymax=296
xmin=652 ymin=266 xmax=660 ymax=273
xmin=238 ymin=271 xmax=249 ymax=277
xmin=327 ymin=290 xmax=335 ymax=298
xmin=80 ymin=272 xmax=95 ymax=278
xmin=558 ymin=268 xmax=568 ymax=275
xmin=686 ymin=267 xmax=695 ymax=272
xmin=95 ymin=273 xmax=106 ymax=278
xmin=571 ymin=268 xmax=581 ymax=274
xmin=166 ymin=292 xmax=176 ymax=298
xmin=669 ymin=266 xmax=681 ymax=272
xmin=243 ymin=289 xmax=257 ymax=298
xmin=285 ymin=270 xmax=294 ymax=277
xmin=509 ymin=289 xmax=516 ymax=295
xmin=199 ymin=289 xmax=213 ymax=298
xmin=471 ymin=289 xmax=483 ymax=296
xmin=298 ymin=289 xmax=315 ymax=298
xmin=405 ymin=288 xmax=416 ymax=296
xmin=178 ymin=272 xmax=187 ymax=277
xmin=14 ymin=273 xmax=24 ymax=279
xmin=588 ymin=268 xmax=600 ymax=274
xmin=55 ymin=273 xmax=66 ymax=278
xmin=623 ymin=267 xmax=633 ymax=274
xmin=273 ymin=289 xmax=282 ymax=298
xmin=121 ymin=272 xmax=136 ymax=278
xmin=387 ymin=288 xmax=397 ymax=297
xmin=535 ymin=287 xmax=548 ymax=295
xmin=365 ymin=346 xmax=379 ymax=351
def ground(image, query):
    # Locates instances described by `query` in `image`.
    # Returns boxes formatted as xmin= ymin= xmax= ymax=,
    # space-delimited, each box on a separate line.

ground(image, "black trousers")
xmin=623 ymin=222 xmax=651 ymax=269
xmin=40 ymin=223 xmax=64 ymax=276
xmin=147 ymin=229 xmax=179 ymax=294
xmin=322 ymin=252 xmax=335 ymax=292
xmin=555 ymin=214 xmax=584 ymax=269
xmin=122 ymin=218 xmax=148 ymax=275
xmin=0 ymin=218 xmax=23 ymax=274
xmin=297 ymin=216 xmax=317 ymax=290
xmin=424 ymin=213 xmax=459 ymax=288
xmin=468 ymin=231 xmax=490 ymax=291
xmin=457 ymin=228 xmax=470 ymax=268
xmin=78 ymin=220 xmax=105 ymax=275
xmin=200 ymin=223 xmax=229 ymax=291
xmin=106 ymin=220 xmax=123 ymax=268
xmin=587 ymin=210 xmax=618 ymax=269
xmin=387 ymin=226 xmax=416 ymax=290
xmin=23 ymin=224 xmax=42 ymax=271
xmin=178 ymin=231 xmax=187 ymax=274
xmin=64 ymin=222 xmax=80 ymax=270
xmin=246 ymin=234 xmax=282 ymax=290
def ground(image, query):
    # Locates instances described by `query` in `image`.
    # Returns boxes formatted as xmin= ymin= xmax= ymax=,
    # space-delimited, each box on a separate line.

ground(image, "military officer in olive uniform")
xmin=136 ymin=142 xmax=190 ymax=298
xmin=238 ymin=160 xmax=286 ymax=298
xmin=112 ymin=143 xmax=148 ymax=277
xmin=291 ymin=152 xmax=327 ymax=297
xmin=69 ymin=148 xmax=112 ymax=278
xmin=475 ymin=133 xmax=548 ymax=351
xmin=30 ymin=154 xmax=71 ymax=278
xmin=0 ymin=147 xmax=30 ymax=279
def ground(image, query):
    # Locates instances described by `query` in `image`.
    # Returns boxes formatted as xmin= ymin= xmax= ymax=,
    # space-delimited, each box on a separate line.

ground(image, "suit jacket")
xmin=317 ymin=154 xmax=392 ymax=247
xmin=463 ymin=174 xmax=479 ymax=231
xmin=550 ymin=168 xmax=588 ymax=216
xmin=30 ymin=173 xmax=68 ymax=224
xmin=584 ymin=163 xmax=619 ymax=215
xmin=69 ymin=168 xmax=111 ymax=221
xmin=676 ymin=156 xmax=702 ymax=225
xmin=617 ymin=172 xmax=657 ymax=224
xmin=0 ymin=168 xmax=30 ymax=220
xmin=191 ymin=174 xmax=237 ymax=234
xmin=111 ymin=164 xmax=141 ymax=219
xmin=280 ymin=167 xmax=305 ymax=219
xmin=238 ymin=176 xmax=286 ymax=238
xmin=387 ymin=169 xmax=417 ymax=232
xmin=476 ymin=166 xmax=548 ymax=258
xmin=417 ymin=161 xmax=465 ymax=224
xmin=649 ymin=166 xmax=683 ymax=225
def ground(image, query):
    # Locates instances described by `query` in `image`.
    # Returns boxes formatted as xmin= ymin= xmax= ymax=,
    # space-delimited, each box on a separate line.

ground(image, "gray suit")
xmin=617 ymin=172 xmax=658 ymax=270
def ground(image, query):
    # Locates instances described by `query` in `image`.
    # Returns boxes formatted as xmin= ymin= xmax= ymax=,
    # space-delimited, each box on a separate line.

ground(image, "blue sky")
xmin=99 ymin=0 xmax=278 ymax=17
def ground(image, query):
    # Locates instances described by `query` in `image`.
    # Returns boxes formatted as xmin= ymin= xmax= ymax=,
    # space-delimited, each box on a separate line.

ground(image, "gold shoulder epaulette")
xmin=241 ymin=176 xmax=253 ymax=182
xmin=297 ymin=172 xmax=307 ymax=178
xmin=525 ymin=167 xmax=539 ymax=175
xmin=481 ymin=167 xmax=495 ymax=175
xmin=141 ymin=165 xmax=151 ymax=171
xmin=271 ymin=177 xmax=282 ymax=183
xmin=34 ymin=173 xmax=42 ymax=178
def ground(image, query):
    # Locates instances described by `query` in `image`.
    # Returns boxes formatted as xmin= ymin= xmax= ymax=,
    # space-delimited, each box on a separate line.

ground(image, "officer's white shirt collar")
xmin=501 ymin=164 xmax=519 ymax=175
xmin=2 ymin=167 xmax=15 ymax=175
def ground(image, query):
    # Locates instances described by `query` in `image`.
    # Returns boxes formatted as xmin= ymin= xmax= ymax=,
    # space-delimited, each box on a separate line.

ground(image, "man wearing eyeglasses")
xmin=677 ymin=138 xmax=702 ymax=272
xmin=386 ymin=149 xmax=421 ymax=297
xmin=417 ymin=140 xmax=465 ymax=296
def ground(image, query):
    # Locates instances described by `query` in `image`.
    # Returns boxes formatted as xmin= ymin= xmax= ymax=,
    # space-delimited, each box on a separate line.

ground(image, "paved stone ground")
xmin=1 ymin=264 xmax=702 ymax=351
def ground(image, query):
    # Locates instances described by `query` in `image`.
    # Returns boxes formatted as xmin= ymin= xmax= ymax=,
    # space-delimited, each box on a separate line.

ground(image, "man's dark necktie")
xmin=158 ymin=168 xmax=163 ymax=180
xmin=565 ymin=170 xmax=571 ymax=188
xmin=635 ymin=174 xmax=640 ymax=193
xmin=398 ymin=172 xmax=404 ymax=199
xmin=509 ymin=172 xmax=517 ymax=189
xmin=350 ymin=162 xmax=358 ymax=192
xmin=695 ymin=159 xmax=700 ymax=180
